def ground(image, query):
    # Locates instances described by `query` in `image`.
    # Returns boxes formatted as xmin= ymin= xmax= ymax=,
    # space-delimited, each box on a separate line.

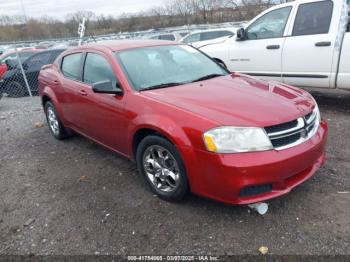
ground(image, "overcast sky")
xmin=0 ymin=0 xmax=165 ymax=20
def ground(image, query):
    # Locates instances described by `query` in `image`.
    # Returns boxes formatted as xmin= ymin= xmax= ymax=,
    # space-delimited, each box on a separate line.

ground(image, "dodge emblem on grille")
xmin=300 ymin=129 xmax=308 ymax=138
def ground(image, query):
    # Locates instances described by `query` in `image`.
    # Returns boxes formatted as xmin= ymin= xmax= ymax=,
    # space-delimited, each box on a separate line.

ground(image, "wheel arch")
xmin=131 ymin=126 xmax=178 ymax=161
xmin=40 ymin=88 xmax=67 ymax=125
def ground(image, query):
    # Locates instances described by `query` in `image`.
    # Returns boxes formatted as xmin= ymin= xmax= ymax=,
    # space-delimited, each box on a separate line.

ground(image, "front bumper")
xmin=183 ymin=121 xmax=328 ymax=205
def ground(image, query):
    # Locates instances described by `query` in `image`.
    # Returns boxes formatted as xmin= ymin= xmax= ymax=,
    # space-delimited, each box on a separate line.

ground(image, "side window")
xmin=200 ymin=31 xmax=233 ymax=41
xmin=25 ymin=52 xmax=52 ymax=70
xmin=292 ymin=1 xmax=333 ymax=36
xmin=61 ymin=53 xmax=82 ymax=81
xmin=246 ymin=7 xmax=292 ymax=40
xmin=200 ymin=32 xmax=219 ymax=41
xmin=159 ymin=34 xmax=175 ymax=41
xmin=218 ymin=31 xmax=234 ymax=38
xmin=83 ymin=53 xmax=118 ymax=88
xmin=183 ymin=33 xmax=200 ymax=43
xmin=48 ymin=51 xmax=64 ymax=64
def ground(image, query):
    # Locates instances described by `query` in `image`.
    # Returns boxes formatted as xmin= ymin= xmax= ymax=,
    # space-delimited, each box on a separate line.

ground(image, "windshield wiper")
xmin=140 ymin=82 xmax=184 ymax=91
xmin=191 ymin=73 xmax=225 ymax=83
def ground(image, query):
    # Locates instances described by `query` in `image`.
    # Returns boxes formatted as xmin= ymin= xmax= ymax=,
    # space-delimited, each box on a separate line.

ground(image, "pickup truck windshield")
xmin=116 ymin=45 xmax=228 ymax=91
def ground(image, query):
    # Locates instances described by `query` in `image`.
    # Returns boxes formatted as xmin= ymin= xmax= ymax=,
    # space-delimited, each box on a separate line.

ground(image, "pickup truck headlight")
xmin=203 ymin=127 xmax=273 ymax=153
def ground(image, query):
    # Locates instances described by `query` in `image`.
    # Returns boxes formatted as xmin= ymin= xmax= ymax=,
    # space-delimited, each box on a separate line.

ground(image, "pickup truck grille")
xmin=265 ymin=110 xmax=319 ymax=150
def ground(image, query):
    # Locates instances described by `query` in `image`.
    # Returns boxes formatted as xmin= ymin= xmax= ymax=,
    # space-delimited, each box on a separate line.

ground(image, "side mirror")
xmin=236 ymin=28 xmax=246 ymax=41
xmin=92 ymin=80 xmax=123 ymax=96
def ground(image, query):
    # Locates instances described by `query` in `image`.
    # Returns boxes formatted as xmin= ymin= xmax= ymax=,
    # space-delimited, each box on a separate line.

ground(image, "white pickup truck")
xmin=200 ymin=0 xmax=350 ymax=90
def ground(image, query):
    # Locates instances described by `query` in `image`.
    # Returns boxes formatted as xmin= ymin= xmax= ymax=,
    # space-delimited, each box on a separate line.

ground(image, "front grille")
xmin=265 ymin=110 xmax=318 ymax=150
xmin=265 ymin=119 xmax=298 ymax=134
xmin=270 ymin=132 xmax=301 ymax=148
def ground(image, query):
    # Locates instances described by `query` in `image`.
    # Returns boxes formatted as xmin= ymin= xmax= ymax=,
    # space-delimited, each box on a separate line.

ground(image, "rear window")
xmin=292 ymin=1 xmax=333 ymax=36
xmin=61 ymin=53 xmax=82 ymax=81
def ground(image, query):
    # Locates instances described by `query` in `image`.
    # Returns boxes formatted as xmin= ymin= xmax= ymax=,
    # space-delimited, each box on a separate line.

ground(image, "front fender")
xmin=128 ymin=113 xmax=193 ymax=150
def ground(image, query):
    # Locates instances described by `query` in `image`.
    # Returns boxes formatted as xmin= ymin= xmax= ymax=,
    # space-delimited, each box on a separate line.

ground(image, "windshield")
xmin=116 ymin=45 xmax=228 ymax=91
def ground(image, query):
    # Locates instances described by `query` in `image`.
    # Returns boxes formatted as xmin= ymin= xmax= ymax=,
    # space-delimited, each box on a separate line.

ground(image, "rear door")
xmin=228 ymin=5 xmax=293 ymax=82
xmin=282 ymin=0 xmax=342 ymax=88
xmin=58 ymin=52 xmax=87 ymax=131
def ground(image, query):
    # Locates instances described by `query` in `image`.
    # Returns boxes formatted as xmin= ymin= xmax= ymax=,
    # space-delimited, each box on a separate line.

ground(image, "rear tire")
xmin=136 ymin=135 xmax=189 ymax=202
xmin=44 ymin=101 xmax=69 ymax=140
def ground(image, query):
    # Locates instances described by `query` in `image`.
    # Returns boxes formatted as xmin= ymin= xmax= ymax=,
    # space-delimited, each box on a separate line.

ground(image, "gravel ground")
xmin=0 ymin=91 xmax=349 ymax=256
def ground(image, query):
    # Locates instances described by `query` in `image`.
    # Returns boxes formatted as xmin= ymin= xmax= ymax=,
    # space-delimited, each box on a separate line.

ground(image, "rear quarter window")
xmin=61 ymin=53 xmax=82 ymax=81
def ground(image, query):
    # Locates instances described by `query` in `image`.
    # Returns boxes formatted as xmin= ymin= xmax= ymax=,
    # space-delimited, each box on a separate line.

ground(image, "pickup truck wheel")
xmin=136 ymin=135 xmax=189 ymax=201
xmin=44 ymin=101 xmax=69 ymax=140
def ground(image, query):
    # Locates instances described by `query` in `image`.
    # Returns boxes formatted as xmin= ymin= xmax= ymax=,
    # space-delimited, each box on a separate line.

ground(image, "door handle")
xmin=315 ymin=41 xmax=331 ymax=47
xmin=266 ymin=45 xmax=280 ymax=50
xmin=78 ymin=90 xmax=88 ymax=96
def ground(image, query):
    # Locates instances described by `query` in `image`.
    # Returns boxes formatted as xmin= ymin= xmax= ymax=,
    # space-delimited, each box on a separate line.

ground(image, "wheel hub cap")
xmin=143 ymin=145 xmax=180 ymax=193
xmin=47 ymin=107 xmax=59 ymax=135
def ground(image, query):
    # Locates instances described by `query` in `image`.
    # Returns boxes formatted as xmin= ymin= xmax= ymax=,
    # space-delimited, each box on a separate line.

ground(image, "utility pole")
xmin=20 ymin=0 xmax=28 ymax=22
xmin=78 ymin=18 xmax=86 ymax=46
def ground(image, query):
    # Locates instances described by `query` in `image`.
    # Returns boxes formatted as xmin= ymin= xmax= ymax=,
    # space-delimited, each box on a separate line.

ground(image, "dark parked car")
xmin=0 ymin=49 xmax=65 ymax=97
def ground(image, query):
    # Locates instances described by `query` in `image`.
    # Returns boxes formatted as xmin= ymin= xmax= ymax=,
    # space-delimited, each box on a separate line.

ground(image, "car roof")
xmin=0 ymin=49 xmax=38 ymax=58
xmin=23 ymin=49 xmax=66 ymax=62
xmin=72 ymin=40 xmax=181 ymax=53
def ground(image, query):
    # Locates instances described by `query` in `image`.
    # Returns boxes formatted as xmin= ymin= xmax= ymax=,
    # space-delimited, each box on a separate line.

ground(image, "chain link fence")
xmin=0 ymin=44 xmax=65 ymax=100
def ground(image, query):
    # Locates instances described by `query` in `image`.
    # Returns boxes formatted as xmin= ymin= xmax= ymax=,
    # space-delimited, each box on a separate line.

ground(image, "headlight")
xmin=203 ymin=127 xmax=273 ymax=153
xmin=314 ymin=101 xmax=321 ymax=124
xmin=308 ymin=98 xmax=321 ymax=137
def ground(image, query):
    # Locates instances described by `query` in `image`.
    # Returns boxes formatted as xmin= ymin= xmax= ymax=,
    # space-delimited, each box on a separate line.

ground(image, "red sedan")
xmin=38 ymin=41 xmax=327 ymax=205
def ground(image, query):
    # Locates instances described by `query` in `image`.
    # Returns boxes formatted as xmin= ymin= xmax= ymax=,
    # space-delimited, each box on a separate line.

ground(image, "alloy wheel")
xmin=143 ymin=145 xmax=180 ymax=193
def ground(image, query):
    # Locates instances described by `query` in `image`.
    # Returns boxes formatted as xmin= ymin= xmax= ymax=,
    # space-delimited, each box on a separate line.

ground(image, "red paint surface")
xmin=39 ymin=41 xmax=328 ymax=205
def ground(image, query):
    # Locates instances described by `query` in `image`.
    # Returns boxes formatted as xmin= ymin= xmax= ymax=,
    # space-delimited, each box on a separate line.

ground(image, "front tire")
xmin=44 ymin=101 xmax=69 ymax=140
xmin=136 ymin=135 xmax=189 ymax=201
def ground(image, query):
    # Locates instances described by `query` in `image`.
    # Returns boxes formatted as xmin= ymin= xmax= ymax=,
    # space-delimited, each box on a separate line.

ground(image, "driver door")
xmin=229 ymin=5 xmax=293 ymax=82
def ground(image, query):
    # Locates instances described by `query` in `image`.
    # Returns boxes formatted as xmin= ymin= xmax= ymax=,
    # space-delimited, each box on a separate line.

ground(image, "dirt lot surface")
xmin=0 ymin=91 xmax=349 ymax=256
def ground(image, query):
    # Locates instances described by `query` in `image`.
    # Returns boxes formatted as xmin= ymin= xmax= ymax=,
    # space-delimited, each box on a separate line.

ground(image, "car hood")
xmin=141 ymin=74 xmax=315 ymax=127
